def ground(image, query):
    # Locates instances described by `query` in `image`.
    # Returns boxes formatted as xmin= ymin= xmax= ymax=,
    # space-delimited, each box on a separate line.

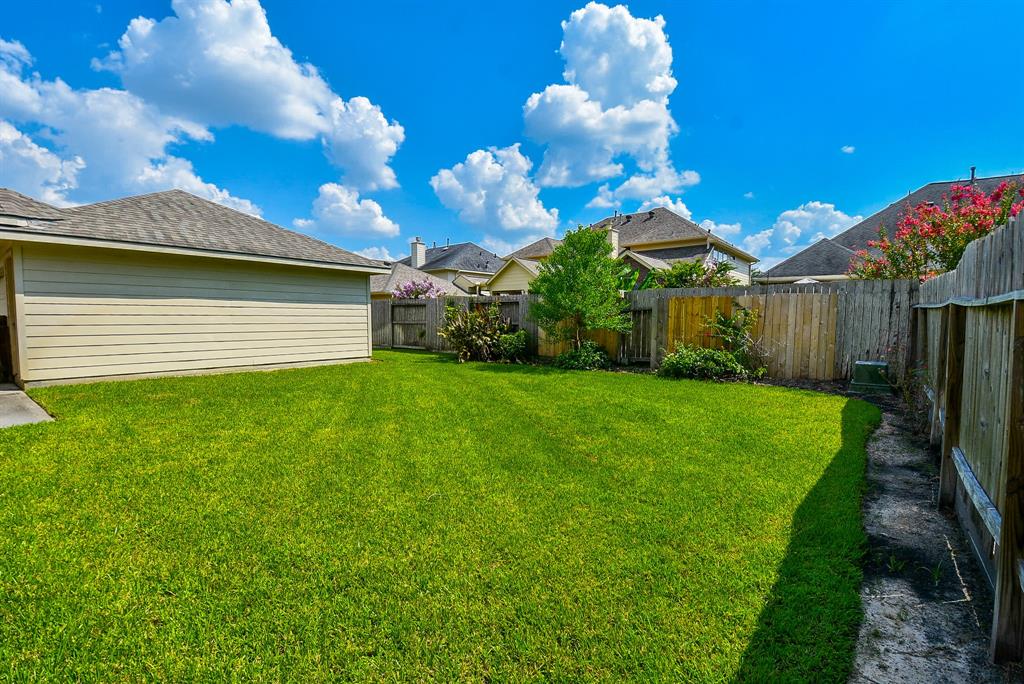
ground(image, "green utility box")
xmin=850 ymin=360 xmax=891 ymax=394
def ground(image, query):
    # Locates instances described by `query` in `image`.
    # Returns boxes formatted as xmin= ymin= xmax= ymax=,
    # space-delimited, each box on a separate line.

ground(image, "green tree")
xmin=528 ymin=226 xmax=632 ymax=348
xmin=648 ymin=260 xmax=738 ymax=288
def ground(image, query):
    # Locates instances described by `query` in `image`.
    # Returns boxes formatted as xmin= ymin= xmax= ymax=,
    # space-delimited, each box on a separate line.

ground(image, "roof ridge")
xmin=64 ymin=189 xmax=348 ymax=257
xmin=922 ymin=172 xmax=1024 ymax=187
xmin=764 ymin=237 xmax=856 ymax=275
xmin=63 ymin=188 xmax=189 ymax=212
xmin=9 ymin=187 xmax=385 ymax=270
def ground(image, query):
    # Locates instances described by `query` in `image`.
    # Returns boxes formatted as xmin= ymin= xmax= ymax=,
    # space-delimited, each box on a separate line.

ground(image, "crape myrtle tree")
xmin=392 ymin=279 xmax=446 ymax=299
xmin=849 ymin=181 xmax=1024 ymax=281
xmin=528 ymin=225 xmax=632 ymax=349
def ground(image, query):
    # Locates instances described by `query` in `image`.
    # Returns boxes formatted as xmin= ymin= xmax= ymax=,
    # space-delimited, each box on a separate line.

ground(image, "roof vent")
xmin=648 ymin=210 xmax=656 ymax=219
xmin=970 ymin=166 xmax=977 ymax=184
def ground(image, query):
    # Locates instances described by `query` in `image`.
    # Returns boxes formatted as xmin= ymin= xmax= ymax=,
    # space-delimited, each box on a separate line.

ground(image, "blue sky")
xmin=3 ymin=0 xmax=1024 ymax=268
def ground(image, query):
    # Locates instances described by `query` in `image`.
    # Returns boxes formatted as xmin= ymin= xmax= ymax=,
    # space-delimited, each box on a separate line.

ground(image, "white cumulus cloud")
xmin=356 ymin=245 xmax=399 ymax=261
xmin=841 ymin=145 xmax=855 ymax=154
xmin=698 ymin=218 xmax=742 ymax=238
xmin=293 ymin=183 xmax=399 ymax=237
xmin=430 ymin=143 xmax=559 ymax=233
xmin=636 ymin=196 xmax=691 ymax=219
xmin=0 ymin=38 xmax=257 ymax=213
xmin=741 ymin=200 xmax=862 ymax=258
xmin=523 ymin=2 xmax=695 ymax=197
xmin=94 ymin=0 xmax=404 ymax=191
xmin=0 ymin=120 xmax=84 ymax=206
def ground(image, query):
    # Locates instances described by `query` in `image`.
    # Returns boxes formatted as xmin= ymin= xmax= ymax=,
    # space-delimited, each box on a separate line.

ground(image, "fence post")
xmin=938 ymin=305 xmax=965 ymax=509
xmin=931 ymin=305 xmax=951 ymax=446
xmin=992 ymin=301 xmax=1024 ymax=662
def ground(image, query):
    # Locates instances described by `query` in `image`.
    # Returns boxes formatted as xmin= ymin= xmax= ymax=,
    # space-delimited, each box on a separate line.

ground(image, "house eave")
xmin=0 ymin=228 xmax=389 ymax=275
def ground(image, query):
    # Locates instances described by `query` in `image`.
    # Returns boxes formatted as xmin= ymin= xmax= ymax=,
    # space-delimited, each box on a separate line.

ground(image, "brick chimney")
xmin=410 ymin=236 xmax=426 ymax=268
xmin=606 ymin=226 xmax=620 ymax=257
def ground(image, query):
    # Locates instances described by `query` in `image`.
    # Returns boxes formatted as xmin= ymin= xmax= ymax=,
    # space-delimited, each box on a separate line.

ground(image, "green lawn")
xmin=0 ymin=351 xmax=879 ymax=682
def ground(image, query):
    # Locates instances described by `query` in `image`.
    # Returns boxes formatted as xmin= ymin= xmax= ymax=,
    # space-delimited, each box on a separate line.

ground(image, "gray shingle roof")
xmin=492 ymin=212 xmax=751 ymax=264
xmin=370 ymin=262 xmax=463 ymax=295
xmin=0 ymin=188 xmax=65 ymax=220
xmin=594 ymin=207 xmax=709 ymax=245
xmin=620 ymin=250 xmax=671 ymax=271
xmin=765 ymin=173 xmax=1024 ymax=278
xmin=506 ymin=237 xmax=562 ymax=260
xmin=763 ymin=239 xmax=856 ymax=278
xmin=399 ymin=241 xmax=504 ymax=274
xmin=832 ymin=173 xmax=1024 ymax=253
xmin=0 ymin=188 xmax=385 ymax=270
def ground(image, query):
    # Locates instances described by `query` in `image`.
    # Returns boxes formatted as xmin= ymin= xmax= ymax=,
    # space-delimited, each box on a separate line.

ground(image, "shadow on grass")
xmin=732 ymin=399 xmax=880 ymax=682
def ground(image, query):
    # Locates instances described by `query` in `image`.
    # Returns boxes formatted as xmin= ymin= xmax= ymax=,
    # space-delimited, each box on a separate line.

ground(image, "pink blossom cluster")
xmin=392 ymin=279 xmax=446 ymax=299
xmin=849 ymin=181 xmax=1023 ymax=281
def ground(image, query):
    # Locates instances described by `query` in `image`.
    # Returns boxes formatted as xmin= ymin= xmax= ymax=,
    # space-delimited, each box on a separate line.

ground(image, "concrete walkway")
xmin=0 ymin=385 xmax=52 ymax=428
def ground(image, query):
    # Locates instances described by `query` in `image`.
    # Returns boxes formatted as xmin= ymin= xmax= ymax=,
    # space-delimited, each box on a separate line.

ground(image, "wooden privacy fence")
xmin=916 ymin=214 xmax=1024 ymax=662
xmin=371 ymin=279 xmax=917 ymax=381
xmin=372 ymin=295 xmax=539 ymax=355
xmin=650 ymin=280 xmax=917 ymax=380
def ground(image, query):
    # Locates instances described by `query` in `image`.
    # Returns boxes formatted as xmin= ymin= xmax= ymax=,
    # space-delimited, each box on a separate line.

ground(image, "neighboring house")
xmin=761 ymin=171 xmax=1024 ymax=283
xmin=370 ymin=262 xmax=462 ymax=300
xmin=619 ymin=250 xmax=671 ymax=285
xmin=452 ymin=273 xmax=489 ymax=295
xmin=494 ymin=207 xmax=758 ymax=288
xmin=486 ymin=257 xmax=541 ymax=295
xmin=0 ymin=188 xmax=387 ymax=387
xmin=399 ymin=237 xmax=504 ymax=285
xmin=505 ymin=237 xmax=562 ymax=262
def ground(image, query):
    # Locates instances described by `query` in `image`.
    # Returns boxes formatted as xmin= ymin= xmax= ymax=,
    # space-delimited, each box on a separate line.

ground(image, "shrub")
xmin=849 ymin=181 xmax=1024 ymax=281
xmin=706 ymin=305 xmax=766 ymax=374
xmin=438 ymin=302 xmax=510 ymax=362
xmin=494 ymin=330 xmax=530 ymax=362
xmin=648 ymin=260 xmax=738 ymax=289
xmin=553 ymin=340 xmax=611 ymax=370
xmin=392 ymin=278 xmax=446 ymax=299
xmin=657 ymin=346 xmax=748 ymax=380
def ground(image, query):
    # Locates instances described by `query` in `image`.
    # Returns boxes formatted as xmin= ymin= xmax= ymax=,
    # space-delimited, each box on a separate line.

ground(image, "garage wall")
xmin=18 ymin=243 xmax=371 ymax=383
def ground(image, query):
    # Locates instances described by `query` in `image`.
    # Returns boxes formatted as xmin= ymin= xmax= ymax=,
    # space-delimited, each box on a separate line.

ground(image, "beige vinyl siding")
xmin=18 ymin=243 xmax=371 ymax=383
xmin=487 ymin=262 xmax=535 ymax=294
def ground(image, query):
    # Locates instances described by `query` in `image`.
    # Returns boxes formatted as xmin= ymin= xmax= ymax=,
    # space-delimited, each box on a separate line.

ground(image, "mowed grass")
xmin=0 ymin=351 xmax=879 ymax=682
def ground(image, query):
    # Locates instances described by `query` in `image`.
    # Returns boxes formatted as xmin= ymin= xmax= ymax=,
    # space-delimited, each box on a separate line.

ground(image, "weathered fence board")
xmin=918 ymin=214 xmax=1024 ymax=662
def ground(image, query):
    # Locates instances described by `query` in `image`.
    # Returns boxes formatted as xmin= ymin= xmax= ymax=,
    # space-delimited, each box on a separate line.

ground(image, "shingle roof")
xmin=511 ymin=257 xmax=541 ymax=276
xmin=399 ymin=241 xmax=504 ymax=274
xmin=620 ymin=250 xmax=671 ymax=271
xmin=370 ymin=262 xmax=463 ymax=295
xmin=506 ymin=237 xmax=562 ymax=260
xmin=763 ymin=239 xmax=856 ymax=278
xmin=594 ymin=207 xmax=710 ymax=245
xmin=765 ymin=173 xmax=1024 ymax=278
xmin=832 ymin=173 xmax=1024 ymax=253
xmin=0 ymin=188 xmax=385 ymax=270
xmin=0 ymin=188 xmax=65 ymax=220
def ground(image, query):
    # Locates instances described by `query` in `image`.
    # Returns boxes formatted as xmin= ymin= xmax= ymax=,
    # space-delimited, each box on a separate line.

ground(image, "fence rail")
xmin=917 ymin=213 xmax=1024 ymax=662
xmin=371 ymin=279 xmax=917 ymax=381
